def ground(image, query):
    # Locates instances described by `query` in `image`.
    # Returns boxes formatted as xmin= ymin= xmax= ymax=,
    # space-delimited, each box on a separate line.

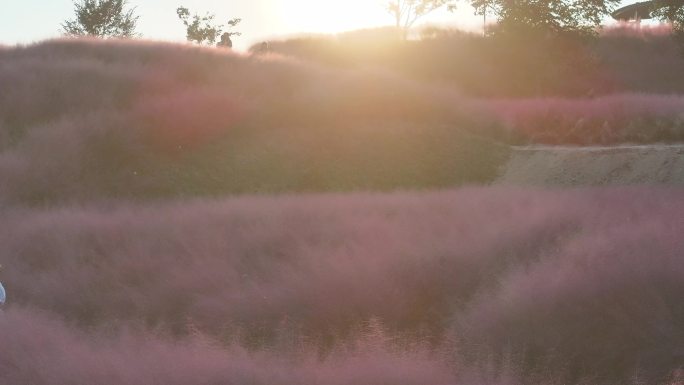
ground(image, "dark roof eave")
xmin=611 ymin=0 xmax=684 ymax=21
xmin=611 ymin=1 xmax=655 ymax=20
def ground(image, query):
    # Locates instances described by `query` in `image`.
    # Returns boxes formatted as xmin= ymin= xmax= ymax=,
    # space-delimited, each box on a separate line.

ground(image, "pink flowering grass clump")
xmin=487 ymin=93 xmax=684 ymax=144
xmin=0 ymin=307 xmax=455 ymax=385
xmin=266 ymin=26 xmax=684 ymax=145
xmin=0 ymin=187 xmax=682 ymax=384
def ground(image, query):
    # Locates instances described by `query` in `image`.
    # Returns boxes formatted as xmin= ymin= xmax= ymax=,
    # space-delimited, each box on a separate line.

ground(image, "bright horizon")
xmin=0 ymin=1 xmax=646 ymax=50
xmin=0 ymin=0 xmax=480 ymax=50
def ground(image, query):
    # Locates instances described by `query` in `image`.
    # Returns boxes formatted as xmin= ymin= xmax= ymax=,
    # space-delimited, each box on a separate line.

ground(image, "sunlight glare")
xmin=276 ymin=0 xmax=391 ymax=34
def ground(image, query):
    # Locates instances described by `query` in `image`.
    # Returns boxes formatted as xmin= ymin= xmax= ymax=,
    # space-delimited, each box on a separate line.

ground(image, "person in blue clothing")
xmin=0 ymin=264 xmax=5 ymax=309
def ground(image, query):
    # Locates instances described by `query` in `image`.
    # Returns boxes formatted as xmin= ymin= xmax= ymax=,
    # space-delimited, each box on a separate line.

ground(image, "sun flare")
xmin=276 ymin=0 xmax=393 ymax=34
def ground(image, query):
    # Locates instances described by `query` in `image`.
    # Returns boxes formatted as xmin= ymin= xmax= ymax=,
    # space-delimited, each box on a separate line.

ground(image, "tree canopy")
xmin=650 ymin=0 xmax=684 ymax=31
xmin=469 ymin=0 xmax=622 ymax=35
xmin=62 ymin=0 xmax=138 ymax=38
xmin=176 ymin=6 xmax=241 ymax=45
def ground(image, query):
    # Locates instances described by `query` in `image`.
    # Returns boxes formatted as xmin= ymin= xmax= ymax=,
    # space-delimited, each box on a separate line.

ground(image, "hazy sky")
xmin=0 ymin=0 xmax=642 ymax=50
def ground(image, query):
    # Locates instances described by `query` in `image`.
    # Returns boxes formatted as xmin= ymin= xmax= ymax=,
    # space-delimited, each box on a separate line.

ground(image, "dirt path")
xmin=496 ymin=144 xmax=684 ymax=186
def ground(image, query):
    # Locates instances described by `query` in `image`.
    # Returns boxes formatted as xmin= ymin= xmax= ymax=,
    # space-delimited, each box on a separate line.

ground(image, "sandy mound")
xmin=497 ymin=144 xmax=684 ymax=186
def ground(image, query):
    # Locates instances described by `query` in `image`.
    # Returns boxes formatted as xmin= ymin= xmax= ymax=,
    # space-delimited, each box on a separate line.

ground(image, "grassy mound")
xmin=266 ymin=27 xmax=684 ymax=145
xmin=0 ymin=39 xmax=507 ymax=205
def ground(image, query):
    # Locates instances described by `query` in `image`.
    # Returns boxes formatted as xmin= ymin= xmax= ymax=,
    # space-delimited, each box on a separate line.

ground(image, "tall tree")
xmin=62 ymin=0 xmax=138 ymax=38
xmin=469 ymin=0 xmax=622 ymax=35
xmin=176 ymin=6 xmax=241 ymax=45
xmin=386 ymin=0 xmax=457 ymax=34
xmin=469 ymin=0 xmax=496 ymax=33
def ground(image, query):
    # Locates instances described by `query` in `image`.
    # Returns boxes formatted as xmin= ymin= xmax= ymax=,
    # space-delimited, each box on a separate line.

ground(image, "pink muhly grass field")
xmin=0 ymin=187 xmax=682 ymax=384
xmin=0 ymin=38 xmax=683 ymax=385
xmin=486 ymin=93 xmax=684 ymax=144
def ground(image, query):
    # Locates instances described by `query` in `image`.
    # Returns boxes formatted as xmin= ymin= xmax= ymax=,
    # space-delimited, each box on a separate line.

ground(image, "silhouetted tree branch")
xmin=650 ymin=0 xmax=684 ymax=31
xmin=467 ymin=0 xmax=622 ymax=36
xmin=386 ymin=0 xmax=456 ymax=36
xmin=176 ymin=6 xmax=241 ymax=45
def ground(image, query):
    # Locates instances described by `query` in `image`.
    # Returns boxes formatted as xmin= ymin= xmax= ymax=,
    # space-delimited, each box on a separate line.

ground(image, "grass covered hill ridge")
xmin=3 ymin=34 xmax=684 ymax=205
xmin=0 ymin=38 xmax=506 ymax=205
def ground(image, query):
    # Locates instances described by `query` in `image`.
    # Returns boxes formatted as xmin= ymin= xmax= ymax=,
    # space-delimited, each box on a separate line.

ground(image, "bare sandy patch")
xmin=497 ymin=144 xmax=684 ymax=186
